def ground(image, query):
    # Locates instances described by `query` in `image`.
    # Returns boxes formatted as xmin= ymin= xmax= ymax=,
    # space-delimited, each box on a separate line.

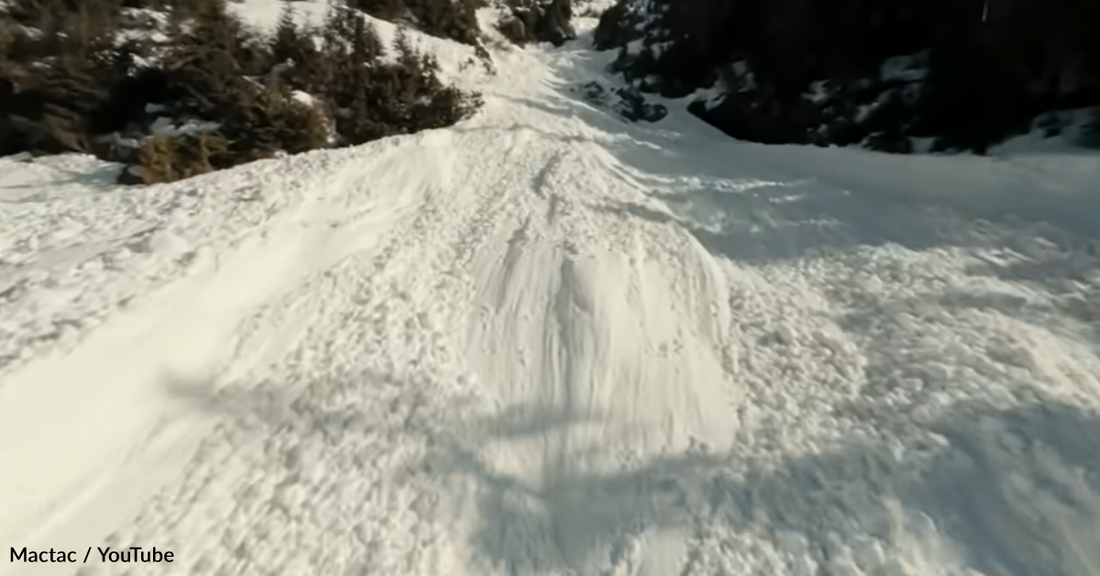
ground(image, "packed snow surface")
xmin=3 ymin=14 xmax=1100 ymax=576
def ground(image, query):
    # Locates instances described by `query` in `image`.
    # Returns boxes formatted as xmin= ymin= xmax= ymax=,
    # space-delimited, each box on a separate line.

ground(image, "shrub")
xmin=137 ymin=132 xmax=229 ymax=184
xmin=222 ymin=82 xmax=331 ymax=157
xmin=1 ymin=0 xmax=483 ymax=182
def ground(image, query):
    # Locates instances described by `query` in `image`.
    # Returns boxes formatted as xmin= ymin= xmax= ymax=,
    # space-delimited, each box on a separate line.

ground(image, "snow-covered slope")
xmin=3 ymin=14 xmax=1100 ymax=576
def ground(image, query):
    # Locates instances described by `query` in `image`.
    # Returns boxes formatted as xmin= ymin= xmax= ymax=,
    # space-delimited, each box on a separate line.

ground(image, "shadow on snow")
xmin=168 ymin=370 xmax=1100 ymax=576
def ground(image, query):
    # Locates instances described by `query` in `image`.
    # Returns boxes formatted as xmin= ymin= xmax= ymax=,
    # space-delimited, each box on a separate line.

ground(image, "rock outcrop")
xmin=497 ymin=0 xmax=577 ymax=48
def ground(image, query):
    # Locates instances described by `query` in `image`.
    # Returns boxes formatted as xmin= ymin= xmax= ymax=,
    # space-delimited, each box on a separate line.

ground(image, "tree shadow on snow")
xmin=429 ymin=393 xmax=1100 ymax=576
xmin=0 ymin=156 xmax=127 ymax=201
xmin=163 ymin=367 xmax=1100 ymax=576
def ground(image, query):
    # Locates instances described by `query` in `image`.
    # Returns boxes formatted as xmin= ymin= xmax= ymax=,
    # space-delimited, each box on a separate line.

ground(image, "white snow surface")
xmin=4 ymin=14 xmax=1100 ymax=576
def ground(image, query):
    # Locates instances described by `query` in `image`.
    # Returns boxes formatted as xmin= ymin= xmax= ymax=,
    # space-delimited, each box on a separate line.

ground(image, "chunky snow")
xmin=3 ymin=14 xmax=1100 ymax=576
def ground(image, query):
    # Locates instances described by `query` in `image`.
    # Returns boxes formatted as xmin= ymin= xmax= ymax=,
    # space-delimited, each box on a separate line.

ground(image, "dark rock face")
xmin=612 ymin=86 xmax=667 ymax=122
xmin=592 ymin=2 xmax=641 ymax=51
xmin=573 ymin=81 xmax=668 ymax=122
xmin=688 ymin=95 xmax=808 ymax=145
xmin=595 ymin=0 xmax=1100 ymax=153
xmin=498 ymin=0 xmax=577 ymax=47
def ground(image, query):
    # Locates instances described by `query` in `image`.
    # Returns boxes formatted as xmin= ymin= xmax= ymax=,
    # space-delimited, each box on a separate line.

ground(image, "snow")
xmin=149 ymin=117 xmax=222 ymax=138
xmin=3 ymin=11 xmax=1100 ymax=576
xmin=230 ymin=0 xmax=332 ymax=32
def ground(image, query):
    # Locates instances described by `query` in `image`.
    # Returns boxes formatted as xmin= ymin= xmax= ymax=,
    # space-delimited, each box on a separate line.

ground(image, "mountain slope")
xmin=3 ymin=16 xmax=1100 ymax=576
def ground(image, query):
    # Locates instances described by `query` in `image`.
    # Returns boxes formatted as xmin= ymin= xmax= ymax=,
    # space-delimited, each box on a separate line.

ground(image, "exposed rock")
xmin=612 ymin=86 xmax=667 ymax=122
xmin=115 ymin=164 xmax=147 ymax=185
xmin=592 ymin=1 xmax=641 ymax=51
xmin=497 ymin=0 xmax=576 ymax=47
xmin=536 ymin=0 xmax=576 ymax=47
xmin=688 ymin=94 xmax=809 ymax=145
xmin=496 ymin=12 xmax=531 ymax=45
xmin=573 ymin=81 xmax=667 ymax=123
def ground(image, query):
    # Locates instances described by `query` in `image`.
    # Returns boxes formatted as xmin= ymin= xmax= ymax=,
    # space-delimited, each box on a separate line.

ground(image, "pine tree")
xmin=271 ymin=0 xmax=305 ymax=64
xmin=350 ymin=14 xmax=384 ymax=63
